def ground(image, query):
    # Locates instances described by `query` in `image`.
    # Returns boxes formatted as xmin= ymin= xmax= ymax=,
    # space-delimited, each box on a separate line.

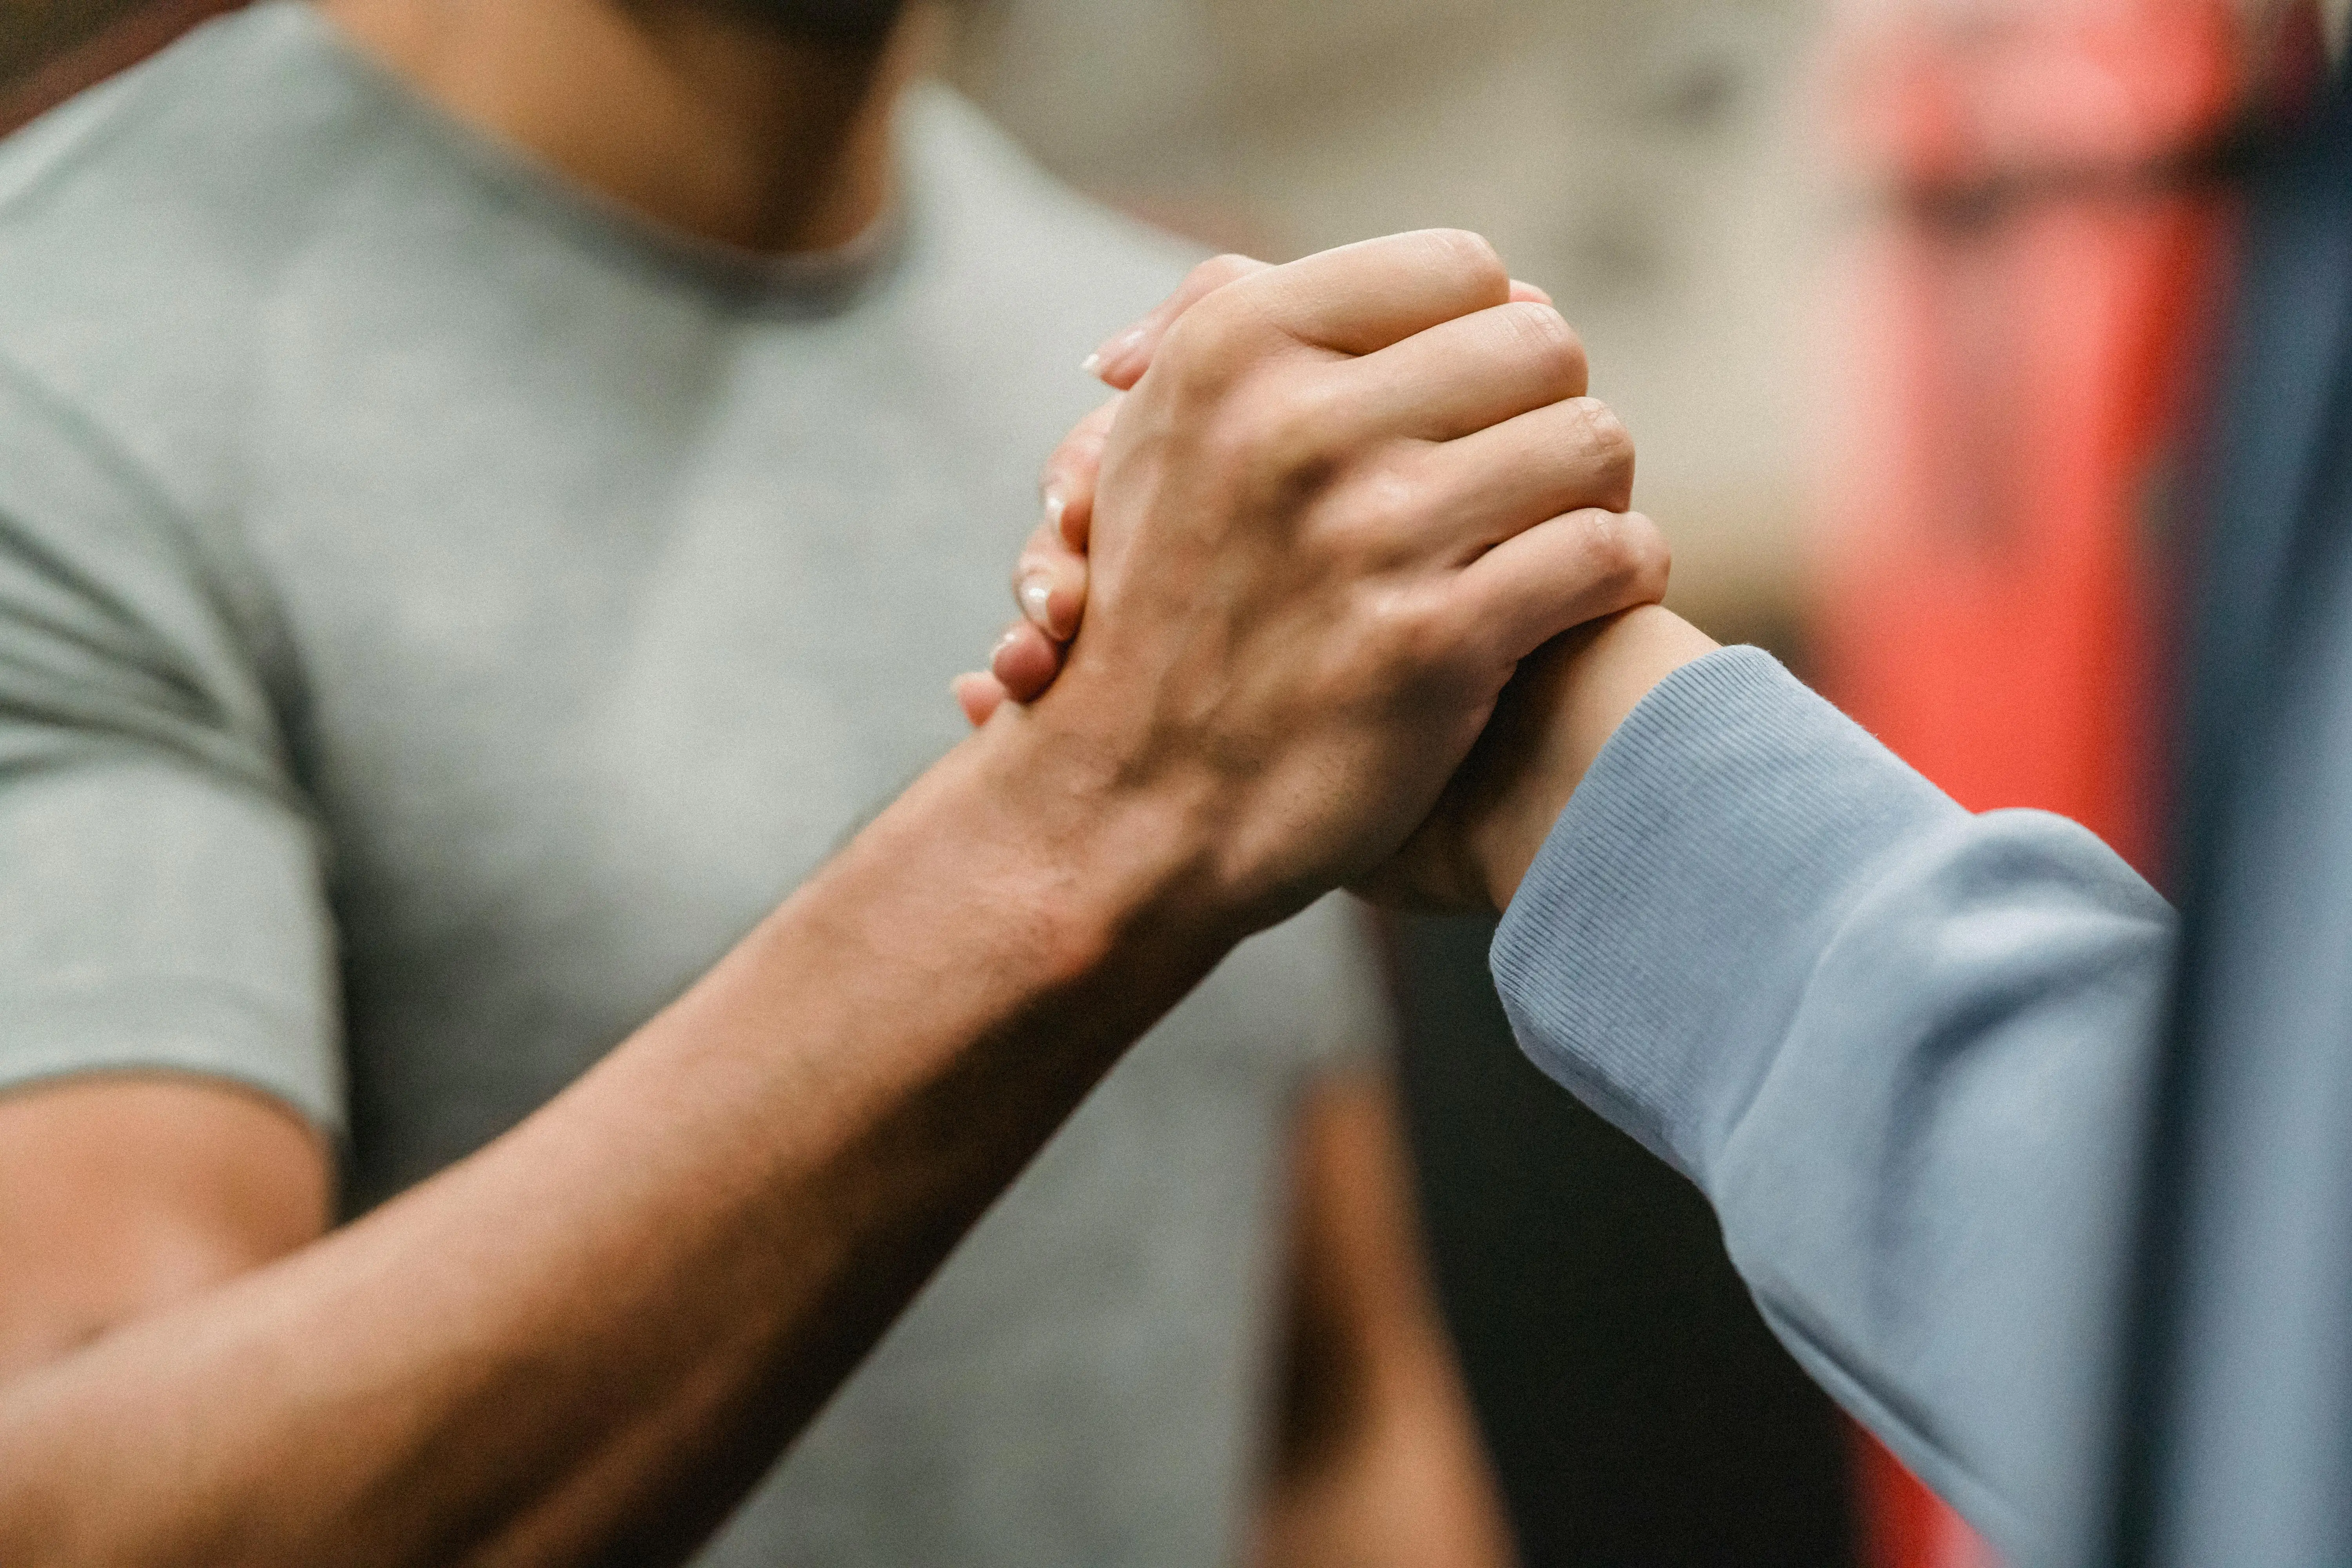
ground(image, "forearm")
xmin=1488 ymin=638 xmax=2173 ymax=1565
xmin=1255 ymin=1074 xmax=1513 ymax=1568
xmin=1256 ymin=1337 xmax=1513 ymax=1568
xmin=0 ymin=729 xmax=1225 ymax=1568
xmin=1456 ymin=605 xmax=1718 ymax=909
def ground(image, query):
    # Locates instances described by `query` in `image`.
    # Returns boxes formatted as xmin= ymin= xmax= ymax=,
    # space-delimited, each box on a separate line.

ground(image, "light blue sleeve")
xmin=1490 ymin=647 xmax=2173 ymax=1568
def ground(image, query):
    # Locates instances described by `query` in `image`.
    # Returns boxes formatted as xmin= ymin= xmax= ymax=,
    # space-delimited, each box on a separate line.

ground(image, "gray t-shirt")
xmin=0 ymin=8 xmax=1391 ymax=1563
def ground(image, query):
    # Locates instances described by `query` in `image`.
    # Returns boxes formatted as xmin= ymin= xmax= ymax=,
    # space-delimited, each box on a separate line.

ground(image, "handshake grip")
xmin=958 ymin=230 xmax=1675 ymax=929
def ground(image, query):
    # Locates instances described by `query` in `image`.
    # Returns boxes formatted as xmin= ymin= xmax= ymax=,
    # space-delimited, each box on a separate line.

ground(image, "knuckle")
xmin=1270 ymin=378 xmax=1345 ymax=462
xmin=1198 ymin=405 xmax=1281 ymax=495
xmin=1501 ymin=303 xmax=1588 ymax=396
xmin=1580 ymin=507 xmax=1671 ymax=601
xmin=1196 ymin=253 xmax=1260 ymax=292
xmin=1420 ymin=227 xmax=1508 ymax=294
xmin=1356 ymin=588 xmax=1419 ymax=664
xmin=1234 ymin=377 xmax=1347 ymax=481
xmin=1159 ymin=299 xmax=1259 ymax=403
xmin=1186 ymin=284 xmax=1260 ymax=343
xmin=1621 ymin=510 xmax=1674 ymax=596
xmin=1374 ymin=592 xmax=1467 ymax=677
xmin=1569 ymin=395 xmax=1632 ymax=454
xmin=1567 ymin=397 xmax=1635 ymax=484
xmin=1323 ymin=463 xmax=1422 ymax=559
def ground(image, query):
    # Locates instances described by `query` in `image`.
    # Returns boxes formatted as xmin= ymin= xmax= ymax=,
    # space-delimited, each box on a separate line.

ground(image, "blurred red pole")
xmin=1809 ymin=1 xmax=2250 ymax=1563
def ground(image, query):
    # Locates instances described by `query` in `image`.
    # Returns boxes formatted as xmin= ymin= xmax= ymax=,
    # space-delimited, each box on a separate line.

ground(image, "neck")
xmin=317 ymin=0 xmax=915 ymax=254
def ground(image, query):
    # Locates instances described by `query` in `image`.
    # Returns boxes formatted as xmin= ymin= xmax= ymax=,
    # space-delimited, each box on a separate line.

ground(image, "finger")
xmin=1455 ymin=508 xmax=1671 ymax=661
xmin=1011 ymin=523 xmax=1089 ymax=642
xmin=953 ymin=671 xmax=1010 ymax=728
xmin=1086 ymin=256 xmax=1271 ymax=390
xmin=1214 ymin=229 xmax=1514 ymax=359
xmin=1037 ymin=395 xmax=1122 ymax=552
xmin=1332 ymin=300 xmax=1589 ymax=443
xmin=1094 ymin=267 xmax=1548 ymax=396
xmin=1411 ymin=397 xmax=1635 ymax=558
xmin=989 ymin=619 xmax=1067 ymax=702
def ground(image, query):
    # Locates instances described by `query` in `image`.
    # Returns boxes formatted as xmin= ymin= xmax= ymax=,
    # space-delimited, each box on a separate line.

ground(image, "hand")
xmin=958 ymin=242 xmax=1682 ymax=917
xmin=955 ymin=256 xmax=1561 ymax=726
xmin=1361 ymin=604 xmax=1719 ymax=913
xmin=956 ymin=253 xmax=1280 ymax=727
xmin=963 ymin=230 xmax=1670 ymax=933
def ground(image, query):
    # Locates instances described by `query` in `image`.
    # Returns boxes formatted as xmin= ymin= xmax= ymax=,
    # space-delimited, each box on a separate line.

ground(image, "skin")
xmin=0 ymin=1072 xmax=1515 ymax=1567
xmin=319 ymin=0 xmax=907 ymax=253
xmin=961 ymin=256 xmax=1720 ymax=916
xmin=1256 ymin=1072 xmax=1518 ymax=1568
xmin=0 ymin=205 xmax=1664 ymax=1567
xmin=0 ymin=1078 xmax=331 ymax=1377
xmin=1406 ymin=603 xmax=1722 ymax=911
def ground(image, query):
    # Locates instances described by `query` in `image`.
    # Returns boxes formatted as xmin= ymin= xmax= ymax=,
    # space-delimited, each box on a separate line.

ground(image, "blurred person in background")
xmin=0 ymin=2 xmax=1582 ymax=1564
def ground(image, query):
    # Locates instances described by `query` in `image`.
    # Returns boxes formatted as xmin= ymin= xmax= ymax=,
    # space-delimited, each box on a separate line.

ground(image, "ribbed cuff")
xmin=1490 ymin=646 xmax=1962 ymax=1185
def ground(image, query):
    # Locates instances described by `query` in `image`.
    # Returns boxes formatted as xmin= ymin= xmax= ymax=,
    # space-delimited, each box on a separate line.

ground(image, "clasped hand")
xmin=954 ymin=233 xmax=1673 ymax=920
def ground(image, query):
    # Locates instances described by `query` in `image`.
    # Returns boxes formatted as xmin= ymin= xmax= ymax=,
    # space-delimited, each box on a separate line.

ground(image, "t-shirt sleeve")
xmin=0 ymin=359 xmax=343 ymax=1136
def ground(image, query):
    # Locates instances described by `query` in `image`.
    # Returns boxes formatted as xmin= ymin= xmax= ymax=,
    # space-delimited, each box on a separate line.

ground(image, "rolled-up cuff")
xmin=1489 ymin=646 xmax=1963 ymax=1184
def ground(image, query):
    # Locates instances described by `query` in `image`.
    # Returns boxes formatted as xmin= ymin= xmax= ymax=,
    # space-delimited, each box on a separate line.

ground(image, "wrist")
xmin=759 ymin=720 xmax=1239 ymax=1102
xmin=1473 ymin=606 xmax=1718 ymax=911
xmin=944 ymin=711 xmax=1245 ymax=989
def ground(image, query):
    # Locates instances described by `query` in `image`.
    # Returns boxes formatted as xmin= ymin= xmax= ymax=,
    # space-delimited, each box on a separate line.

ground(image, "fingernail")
xmin=1018 ymin=574 xmax=1054 ymax=630
xmin=1087 ymin=328 xmax=1145 ymax=378
xmin=1043 ymin=490 xmax=1067 ymax=532
xmin=1079 ymin=352 xmax=1103 ymax=376
xmin=990 ymin=629 xmax=1026 ymax=681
